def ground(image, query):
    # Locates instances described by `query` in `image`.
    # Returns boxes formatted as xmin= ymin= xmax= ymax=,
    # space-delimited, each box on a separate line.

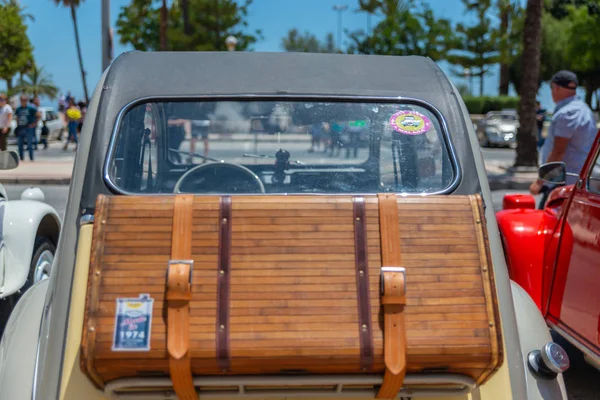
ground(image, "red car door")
xmin=547 ymin=136 xmax=600 ymax=355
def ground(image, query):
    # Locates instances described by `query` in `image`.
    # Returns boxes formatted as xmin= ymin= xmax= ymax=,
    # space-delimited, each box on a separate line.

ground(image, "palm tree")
xmin=14 ymin=64 xmax=59 ymax=99
xmin=514 ymin=0 xmax=543 ymax=167
xmin=53 ymin=0 xmax=89 ymax=103
xmin=1 ymin=0 xmax=35 ymax=21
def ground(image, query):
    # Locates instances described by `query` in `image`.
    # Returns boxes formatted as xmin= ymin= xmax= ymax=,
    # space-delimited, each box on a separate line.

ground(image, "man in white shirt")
xmin=0 ymin=93 xmax=13 ymax=151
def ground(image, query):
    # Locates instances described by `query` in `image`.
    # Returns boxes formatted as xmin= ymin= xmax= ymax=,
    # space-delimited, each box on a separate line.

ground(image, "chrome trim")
xmin=79 ymin=214 xmax=94 ymax=226
xmin=102 ymin=94 xmax=462 ymax=197
xmin=380 ymin=266 xmax=406 ymax=294
xmin=549 ymin=322 xmax=600 ymax=367
xmin=104 ymin=373 xmax=477 ymax=399
xmin=168 ymin=259 xmax=194 ymax=283
xmin=31 ymin=289 xmax=53 ymax=400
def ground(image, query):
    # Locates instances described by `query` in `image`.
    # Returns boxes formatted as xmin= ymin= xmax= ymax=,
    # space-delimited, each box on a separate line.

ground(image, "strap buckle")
xmin=168 ymin=259 xmax=194 ymax=283
xmin=380 ymin=266 xmax=406 ymax=294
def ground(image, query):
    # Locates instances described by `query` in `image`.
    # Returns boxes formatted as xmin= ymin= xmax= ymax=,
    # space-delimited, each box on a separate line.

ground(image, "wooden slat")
xmin=82 ymin=194 xmax=502 ymax=389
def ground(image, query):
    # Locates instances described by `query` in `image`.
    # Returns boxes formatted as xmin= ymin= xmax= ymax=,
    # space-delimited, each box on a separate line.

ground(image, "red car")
xmin=497 ymin=128 xmax=600 ymax=371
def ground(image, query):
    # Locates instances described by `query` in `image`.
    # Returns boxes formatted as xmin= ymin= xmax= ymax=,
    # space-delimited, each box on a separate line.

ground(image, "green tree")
xmin=115 ymin=0 xmax=160 ymax=51
xmin=346 ymin=0 xmax=454 ymax=61
xmin=564 ymin=4 xmax=600 ymax=107
xmin=116 ymin=0 xmax=262 ymax=52
xmin=1 ymin=0 xmax=34 ymax=21
xmin=53 ymin=0 xmax=89 ymax=103
xmin=546 ymin=0 xmax=600 ymax=19
xmin=281 ymin=29 xmax=335 ymax=53
xmin=14 ymin=64 xmax=59 ymax=99
xmin=447 ymin=0 xmax=500 ymax=97
xmin=514 ymin=0 xmax=543 ymax=167
xmin=0 ymin=2 xmax=33 ymax=94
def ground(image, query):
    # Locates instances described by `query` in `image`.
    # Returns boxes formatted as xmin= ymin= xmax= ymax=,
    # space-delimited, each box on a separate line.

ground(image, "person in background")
xmin=530 ymin=70 xmax=598 ymax=208
xmin=190 ymin=119 xmax=210 ymax=160
xmin=30 ymin=96 xmax=41 ymax=150
xmin=0 ymin=93 xmax=13 ymax=151
xmin=77 ymin=101 xmax=87 ymax=135
xmin=308 ymin=122 xmax=325 ymax=153
xmin=14 ymin=95 xmax=38 ymax=161
xmin=64 ymin=99 xmax=81 ymax=151
xmin=40 ymin=120 xmax=49 ymax=150
xmin=535 ymin=100 xmax=546 ymax=149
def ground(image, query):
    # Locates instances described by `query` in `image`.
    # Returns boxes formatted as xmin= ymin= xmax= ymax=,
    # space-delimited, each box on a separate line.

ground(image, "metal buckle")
xmin=380 ymin=266 xmax=406 ymax=294
xmin=168 ymin=259 xmax=194 ymax=284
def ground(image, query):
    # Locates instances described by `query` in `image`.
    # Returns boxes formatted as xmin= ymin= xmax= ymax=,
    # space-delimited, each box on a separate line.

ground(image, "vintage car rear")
xmin=0 ymin=52 xmax=568 ymax=399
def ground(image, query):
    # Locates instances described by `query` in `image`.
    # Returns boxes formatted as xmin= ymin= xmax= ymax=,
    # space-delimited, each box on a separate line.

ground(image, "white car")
xmin=9 ymin=106 xmax=64 ymax=145
xmin=0 ymin=150 xmax=61 ymax=335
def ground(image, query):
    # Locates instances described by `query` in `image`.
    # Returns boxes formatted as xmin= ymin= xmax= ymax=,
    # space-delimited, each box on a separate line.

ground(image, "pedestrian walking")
xmin=14 ymin=95 xmax=38 ymax=161
xmin=535 ymin=101 xmax=546 ymax=149
xmin=40 ymin=120 xmax=49 ymax=150
xmin=77 ymin=101 xmax=87 ymax=135
xmin=190 ymin=119 xmax=210 ymax=160
xmin=307 ymin=122 xmax=325 ymax=153
xmin=64 ymin=99 xmax=81 ymax=151
xmin=30 ymin=96 xmax=41 ymax=150
xmin=529 ymin=70 xmax=598 ymax=208
xmin=0 ymin=93 xmax=13 ymax=151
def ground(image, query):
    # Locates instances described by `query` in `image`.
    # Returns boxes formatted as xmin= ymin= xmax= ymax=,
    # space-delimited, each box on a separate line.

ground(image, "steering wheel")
xmin=173 ymin=162 xmax=266 ymax=194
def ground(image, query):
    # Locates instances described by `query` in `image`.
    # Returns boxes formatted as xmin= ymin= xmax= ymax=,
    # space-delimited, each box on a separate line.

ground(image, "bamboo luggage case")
xmin=80 ymin=193 xmax=503 ymax=399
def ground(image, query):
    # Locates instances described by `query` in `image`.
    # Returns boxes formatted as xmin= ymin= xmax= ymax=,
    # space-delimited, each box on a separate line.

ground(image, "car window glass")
xmin=589 ymin=148 xmax=600 ymax=194
xmin=107 ymin=100 xmax=455 ymax=195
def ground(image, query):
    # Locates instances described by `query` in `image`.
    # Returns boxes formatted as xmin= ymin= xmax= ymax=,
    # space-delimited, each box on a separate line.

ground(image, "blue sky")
xmin=5 ymin=0 xmax=555 ymax=109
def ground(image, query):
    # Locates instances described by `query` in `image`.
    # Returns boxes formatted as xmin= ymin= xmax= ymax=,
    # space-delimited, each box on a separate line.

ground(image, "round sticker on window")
xmin=389 ymin=111 xmax=432 ymax=135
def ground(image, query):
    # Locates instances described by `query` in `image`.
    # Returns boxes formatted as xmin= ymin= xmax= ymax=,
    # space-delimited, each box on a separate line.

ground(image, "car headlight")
xmin=21 ymin=187 xmax=45 ymax=202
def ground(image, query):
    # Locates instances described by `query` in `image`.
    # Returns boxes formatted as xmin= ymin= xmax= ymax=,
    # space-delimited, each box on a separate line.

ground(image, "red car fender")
xmin=496 ymin=208 xmax=548 ymax=310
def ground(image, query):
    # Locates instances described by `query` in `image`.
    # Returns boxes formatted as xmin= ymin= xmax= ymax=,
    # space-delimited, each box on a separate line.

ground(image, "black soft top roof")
xmin=104 ymin=51 xmax=451 ymax=99
xmin=80 ymin=51 xmax=480 ymax=210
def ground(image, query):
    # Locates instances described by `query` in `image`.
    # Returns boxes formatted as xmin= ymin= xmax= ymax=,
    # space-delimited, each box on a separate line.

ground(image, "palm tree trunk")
xmin=70 ymin=5 xmax=89 ymax=103
xmin=499 ymin=4 xmax=510 ymax=95
xmin=182 ymin=0 xmax=191 ymax=35
xmin=514 ymin=0 xmax=543 ymax=167
xmin=160 ymin=0 xmax=168 ymax=50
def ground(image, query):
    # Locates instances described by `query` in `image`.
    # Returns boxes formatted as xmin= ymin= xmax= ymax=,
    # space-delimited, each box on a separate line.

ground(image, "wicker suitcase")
xmin=80 ymin=193 xmax=502 ymax=398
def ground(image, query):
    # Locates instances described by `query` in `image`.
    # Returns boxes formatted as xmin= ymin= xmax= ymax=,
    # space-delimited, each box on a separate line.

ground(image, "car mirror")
xmin=539 ymin=162 xmax=566 ymax=185
xmin=0 ymin=150 xmax=19 ymax=170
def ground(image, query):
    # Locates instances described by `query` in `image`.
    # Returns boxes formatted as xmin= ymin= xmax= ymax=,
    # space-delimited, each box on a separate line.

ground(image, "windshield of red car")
xmin=106 ymin=100 xmax=456 ymax=195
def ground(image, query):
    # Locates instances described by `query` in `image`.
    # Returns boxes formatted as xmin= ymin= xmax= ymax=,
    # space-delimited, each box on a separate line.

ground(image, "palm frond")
xmin=14 ymin=65 xmax=59 ymax=99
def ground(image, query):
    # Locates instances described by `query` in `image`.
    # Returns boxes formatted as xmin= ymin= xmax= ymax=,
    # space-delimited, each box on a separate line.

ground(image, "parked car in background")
xmin=9 ymin=106 xmax=64 ymax=145
xmin=476 ymin=110 xmax=519 ymax=148
xmin=0 ymin=150 xmax=61 ymax=335
xmin=497 ymin=128 xmax=600 ymax=371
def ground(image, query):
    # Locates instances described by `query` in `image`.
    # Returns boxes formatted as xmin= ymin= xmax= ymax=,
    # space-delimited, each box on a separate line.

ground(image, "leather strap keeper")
xmin=166 ymin=195 xmax=197 ymax=400
xmin=376 ymin=194 xmax=408 ymax=399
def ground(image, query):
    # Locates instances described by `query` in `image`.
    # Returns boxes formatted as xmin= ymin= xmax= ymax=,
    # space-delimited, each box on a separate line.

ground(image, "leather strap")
xmin=216 ymin=195 xmax=232 ymax=371
xmin=376 ymin=193 xmax=407 ymax=399
xmin=167 ymin=195 xmax=197 ymax=400
xmin=353 ymin=196 xmax=373 ymax=371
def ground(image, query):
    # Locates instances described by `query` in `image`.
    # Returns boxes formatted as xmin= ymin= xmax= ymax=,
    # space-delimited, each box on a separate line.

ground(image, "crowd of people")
xmin=0 ymin=91 xmax=87 ymax=161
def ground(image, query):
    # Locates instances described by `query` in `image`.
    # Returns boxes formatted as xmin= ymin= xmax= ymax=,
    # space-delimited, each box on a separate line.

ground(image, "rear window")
xmin=106 ymin=99 xmax=456 ymax=195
